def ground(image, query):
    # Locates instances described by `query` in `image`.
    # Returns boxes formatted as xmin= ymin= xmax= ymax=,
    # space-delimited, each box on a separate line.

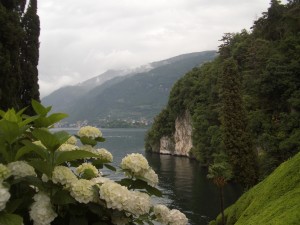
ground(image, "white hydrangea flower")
xmin=153 ymin=204 xmax=171 ymax=224
xmin=52 ymin=166 xmax=77 ymax=189
xmin=127 ymin=191 xmax=151 ymax=216
xmin=80 ymin=145 xmax=95 ymax=153
xmin=154 ymin=205 xmax=188 ymax=225
xmin=7 ymin=161 xmax=36 ymax=179
xmin=41 ymin=174 xmax=49 ymax=183
xmin=76 ymin=163 xmax=99 ymax=178
xmin=99 ymin=180 xmax=130 ymax=211
xmin=0 ymin=183 xmax=10 ymax=211
xmin=143 ymin=168 xmax=159 ymax=187
xmin=111 ymin=216 xmax=130 ymax=225
xmin=96 ymin=148 xmax=113 ymax=162
xmin=78 ymin=126 xmax=102 ymax=139
xmin=29 ymin=192 xmax=57 ymax=225
xmin=0 ymin=164 xmax=11 ymax=180
xmin=65 ymin=136 xmax=77 ymax=145
xmin=167 ymin=209 xmax=188 ymax=225
xmin=121 ymin=153 xmax=149 ymax=175
xmin=91 ymin=176 xmax=110 ymax=185
xmin=57 ymin=143 xmax=78 ymax=151
xmin=70 ymin=179 xmax=97 ymax=203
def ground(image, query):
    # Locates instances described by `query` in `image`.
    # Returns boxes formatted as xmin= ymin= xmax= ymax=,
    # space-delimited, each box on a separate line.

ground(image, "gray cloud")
xmin=38 ymin=0 xmax=282 ymax=97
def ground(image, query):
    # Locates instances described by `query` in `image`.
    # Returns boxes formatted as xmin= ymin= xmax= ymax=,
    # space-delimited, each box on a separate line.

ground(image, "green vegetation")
xmin=0 ymin=0 xmax=40 ymax=113
xmin=0 ymin=101 xmax=188 ymax=225
xmin=220 ymin=58 xmax=258 ymax=187
xmin=209 ymin=151 xmax=300 ymax=225
xmin=207 ymin=152 xmax=233 ymax=225
xmin=145 ymin=0 xmax=300 ymax=186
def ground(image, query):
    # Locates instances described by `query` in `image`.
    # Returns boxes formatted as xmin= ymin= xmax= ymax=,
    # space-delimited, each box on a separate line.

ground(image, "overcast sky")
xmin=38 ymin=0 xmax=283 ymax=97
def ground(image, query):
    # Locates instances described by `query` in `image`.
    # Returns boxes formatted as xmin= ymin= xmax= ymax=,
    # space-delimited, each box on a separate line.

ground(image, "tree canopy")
xmin=145 ymin=0 xmax=300 ymax=186
xmin=0 ymin=0 xmax=40 ymax=113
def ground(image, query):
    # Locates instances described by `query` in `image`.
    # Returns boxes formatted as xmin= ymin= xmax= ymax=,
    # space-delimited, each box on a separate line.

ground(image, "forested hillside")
xmin=145 ymin=0 xmax=300 ymax=186
xmin=43 ymin=51 xmax=216 ymax=124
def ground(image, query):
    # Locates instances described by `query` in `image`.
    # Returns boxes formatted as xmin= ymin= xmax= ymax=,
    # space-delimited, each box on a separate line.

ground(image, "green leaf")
xmin=16 ymin=107 xmax=27 ymax=117
xmin=5 ymin=199 xmax=23 ymax=213
xmin=29 ymin=159 xmax=52 ymax=177
xmin=0 ymin=140 xmax=9 ymax=162
xmin=21 ymin=140 xmax=49 ymax=160
xmin=79 ymin=169 xmax=98 ymax=179
xmin=31 ymin=99 xmax=51 ymax=116
xmin=144 ymin=184 xmax=162 ymax=197
xmin=95 ymin=136 xmax=106 ymax=142
xmin=0 ymin=110 xmax=5 ymax=118
xmin=15 ymin=145 xmax=33 ymax=160
xmin=104 ymin=164 xmax=116 ymax=172
xmin=32 ymin=129 xmax=60 ymax=151
xmin=54 ymin=150 xmax=102 ymax=166
xmin=52 ymin=189 xmax=76 ymax=205
xmin=46 ymin=113 xmax=69 ymax=126
xmin=0 ymin=120 xmax=22 ymax=145
xmin=0 ymin=212 xmax=23 ymax=225
xmin=19 ymin=115 xmax=39 ymax=127
xmin=53 ymin=131 xmax=71 ymax=145
xmin=126 ymin=179 xmax=162 ymax=197
xmin=34 ymin=113 xmax=68 ymax=128
xmin=2 ymin=109 xmax=18 ymax=122
xmin=79 ymin=136 xmax=97 ymax=146
xmin=69 ymin=217 xmax=88 ymax=225
xmin=91 ymin=159 xmax=105 ymax=168
xmin=117 ymin=178 xmax=133 ymax=187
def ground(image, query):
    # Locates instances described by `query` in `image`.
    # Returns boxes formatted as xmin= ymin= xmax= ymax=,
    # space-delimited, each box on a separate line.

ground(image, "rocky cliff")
xmin=158 ymin=111 xmax=193 ymax=156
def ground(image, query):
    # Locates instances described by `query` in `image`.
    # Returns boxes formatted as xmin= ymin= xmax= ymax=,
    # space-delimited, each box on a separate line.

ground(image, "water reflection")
xmin=56 ymin=128 xmax=242 ymax=225
xmin=146 ymin=152 xmax=243 ymax=225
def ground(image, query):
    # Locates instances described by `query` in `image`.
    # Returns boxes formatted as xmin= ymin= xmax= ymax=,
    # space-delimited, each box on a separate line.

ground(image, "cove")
xmin=59 ymin=127 xmax=243 ymax=225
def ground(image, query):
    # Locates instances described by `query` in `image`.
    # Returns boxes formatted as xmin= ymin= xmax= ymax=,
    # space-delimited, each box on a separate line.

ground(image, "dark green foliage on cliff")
xmin=0 ymin=0 xmax=40 ymax=112
xmin=220 ymin=58 xmax=258 ymax=187
xmin=145 ymin=0 xmax=300 ymax=184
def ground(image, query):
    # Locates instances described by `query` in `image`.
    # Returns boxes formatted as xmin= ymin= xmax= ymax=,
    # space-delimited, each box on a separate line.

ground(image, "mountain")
xmin=42 ymin=51 xmax=217 ymax=124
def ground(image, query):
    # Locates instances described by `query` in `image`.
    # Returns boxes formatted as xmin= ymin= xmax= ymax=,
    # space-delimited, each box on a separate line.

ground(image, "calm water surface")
xmin=61 ymin=128 xmax=242 ymax=225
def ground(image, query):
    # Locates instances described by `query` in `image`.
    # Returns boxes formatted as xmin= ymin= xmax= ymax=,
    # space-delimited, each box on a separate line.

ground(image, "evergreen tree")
xmin=0 ymin=1 xmax=23 ymax=110
xmin=220 ymin=58 xmax=258 ymax=187
xmin=0 ymin=0 xmax=40 ymax=112
xmin=20 ymin=0 xmax=40 ymax=114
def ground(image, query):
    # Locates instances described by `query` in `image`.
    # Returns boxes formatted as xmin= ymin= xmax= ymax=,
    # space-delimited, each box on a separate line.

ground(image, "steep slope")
xmin=42 ymin=69 xmax=133 ymax=113
xmin=145 ymin=1 xmax=300 ymax=181
xmin=43 ymin=51 xmax=217 ymax=123
xmin=210 ymin=151 xmax=300 ymax=225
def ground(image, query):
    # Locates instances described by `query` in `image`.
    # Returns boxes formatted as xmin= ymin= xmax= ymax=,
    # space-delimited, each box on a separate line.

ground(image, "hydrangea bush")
xmin=0 ymin=100 xmax=188 ymax=225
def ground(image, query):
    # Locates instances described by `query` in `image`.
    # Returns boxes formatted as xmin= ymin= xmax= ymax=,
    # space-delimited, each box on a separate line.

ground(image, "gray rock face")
xmin=158 ymin=111 xmax=193 ymax=156
xmin=160 ymin=136 xmax=174 ymax=155
xmin=174 ymin=111 xmax=192 ymax=156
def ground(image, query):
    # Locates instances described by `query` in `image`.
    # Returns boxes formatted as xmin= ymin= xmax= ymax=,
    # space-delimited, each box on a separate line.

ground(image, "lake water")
xmin=60 ymin=128 xmax=242 ymax=225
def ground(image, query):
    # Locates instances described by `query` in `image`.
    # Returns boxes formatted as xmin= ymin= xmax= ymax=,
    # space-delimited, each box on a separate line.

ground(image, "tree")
xmin=19 ymin=0 xmax=40 ymax=114
xmin=0 ymin=1 xmax=23 ymax=110
xmin=220 ymin=58 xmax=258 ymax=187
xmin=0 ymin=0 xmax=40 ymax=113
xmin=207 ymin=151 xmax=233 ymax=225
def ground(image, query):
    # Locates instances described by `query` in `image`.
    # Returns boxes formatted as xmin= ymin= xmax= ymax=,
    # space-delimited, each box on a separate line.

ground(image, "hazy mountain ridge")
xmin=42 ymin=51 xmax=217 ymax=125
